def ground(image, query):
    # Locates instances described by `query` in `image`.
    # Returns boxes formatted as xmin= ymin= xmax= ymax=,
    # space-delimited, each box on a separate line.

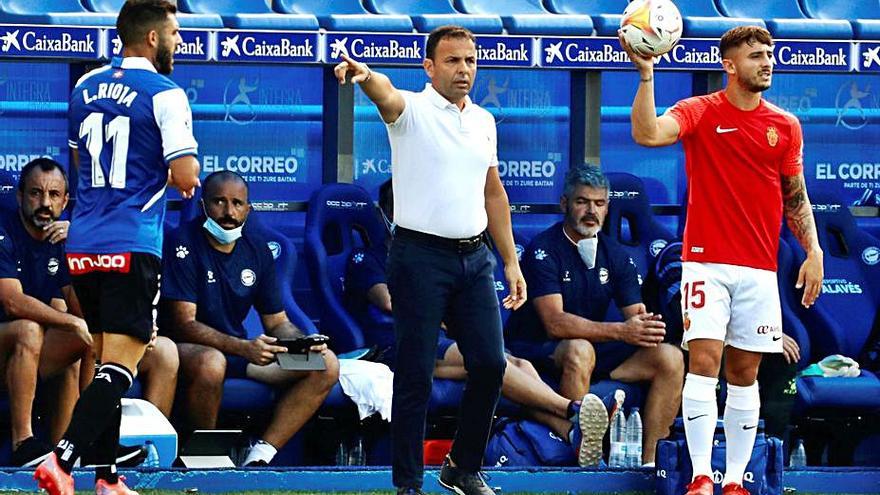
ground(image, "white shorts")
xmin=680 ymin=262 xmax=783 ymax=353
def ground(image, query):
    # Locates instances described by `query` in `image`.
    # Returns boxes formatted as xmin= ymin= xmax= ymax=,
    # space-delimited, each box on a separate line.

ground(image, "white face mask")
xmin=577 ymin=236 xmax=598 ymax=270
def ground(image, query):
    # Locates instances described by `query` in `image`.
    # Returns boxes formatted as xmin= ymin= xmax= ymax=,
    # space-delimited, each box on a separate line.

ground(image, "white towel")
xmin=337 ymin=359 xmax=394 ymax=421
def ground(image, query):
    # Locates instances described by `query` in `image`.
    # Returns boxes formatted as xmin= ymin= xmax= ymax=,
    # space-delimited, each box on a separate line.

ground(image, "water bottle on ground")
xmin=348 ymin=436 xmax=366 ymax=466
xmin=625 ymin=407 xmax=643 ymax=468
xmin=789 ymin=439 xmax=807 ymax=468
xmin=609 ymin=405 xmax=627 ymax=468
xmin=143 ymin=441 xmax=160 ymax=469
xmin=335 ymin=440 xmax=349 ymax=466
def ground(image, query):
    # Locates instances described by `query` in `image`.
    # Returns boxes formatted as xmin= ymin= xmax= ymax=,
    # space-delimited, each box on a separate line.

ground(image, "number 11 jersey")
xmin=67 ymin=56 xmax=198 ymax=257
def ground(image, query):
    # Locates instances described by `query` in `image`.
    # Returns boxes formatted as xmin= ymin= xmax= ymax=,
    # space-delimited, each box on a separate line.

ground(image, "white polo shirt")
xmin=386 ymin=83 xmax=498 ymax=239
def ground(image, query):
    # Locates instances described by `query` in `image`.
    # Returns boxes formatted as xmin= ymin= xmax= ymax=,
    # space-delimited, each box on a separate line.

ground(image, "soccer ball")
xmin=620 ymin=0 xmax=683 ymax=57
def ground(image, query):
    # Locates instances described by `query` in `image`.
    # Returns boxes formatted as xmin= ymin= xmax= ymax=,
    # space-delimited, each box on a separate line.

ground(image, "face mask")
xmin=577 ymin=236 xmax=598 ymax=270
xmin=380 ymin=208 xmax=396 ymax=235
xmin=202 ymin=203 xmax=244 ymax=245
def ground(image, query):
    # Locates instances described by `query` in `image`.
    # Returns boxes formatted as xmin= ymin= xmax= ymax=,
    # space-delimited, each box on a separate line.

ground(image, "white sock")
xmin=723 ymin=382 xmax=760 ymax=486
xmin=243 ymin=439 xmax=277 ymax=466
xmin=682 ymin=373 xmax=719 ymax=480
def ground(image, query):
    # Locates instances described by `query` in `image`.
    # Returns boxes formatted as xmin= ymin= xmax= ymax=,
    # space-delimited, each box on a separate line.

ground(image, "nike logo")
xmin=742 ymin=424 xmax=758 ymax=430
xmin=716 ymin=125 xmax=738 ymax=134
xmin=687 ymin=414 xmax=708 ymax=421
xmin=772 ymin=335 xmax=782 ymax=341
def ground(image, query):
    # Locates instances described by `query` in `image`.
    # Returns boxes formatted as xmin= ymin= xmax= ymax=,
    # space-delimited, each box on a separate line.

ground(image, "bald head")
xmin=202 ymin=171 xmax=248 ymax=200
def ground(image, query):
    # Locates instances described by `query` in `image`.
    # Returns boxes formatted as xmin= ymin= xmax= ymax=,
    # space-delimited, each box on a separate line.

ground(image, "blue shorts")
xmin=506 ymin=339 xmax=637 ymax=381
xmin=224 ymin=354 xmax=250 ymax=379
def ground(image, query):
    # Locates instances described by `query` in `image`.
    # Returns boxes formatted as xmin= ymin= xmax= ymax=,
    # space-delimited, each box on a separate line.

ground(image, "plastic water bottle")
xmin=335 ymin=440 xmax=349 ymax=466
xmin=609 ymin=406 xmax=627 ymax=468
xmin=143 ymin=441 xmax=160 ymax=469
xmin=789 ymin=439 xmax=807 ymax=468
xmin=625 ymin=407 xmax=643 ymax=468
xmin=348 ymin=436 xmax=366 ymax=466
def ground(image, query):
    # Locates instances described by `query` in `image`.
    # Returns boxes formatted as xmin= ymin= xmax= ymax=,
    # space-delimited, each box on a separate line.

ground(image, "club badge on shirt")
xmin=766 ymin=126 xmax=778 ymax=147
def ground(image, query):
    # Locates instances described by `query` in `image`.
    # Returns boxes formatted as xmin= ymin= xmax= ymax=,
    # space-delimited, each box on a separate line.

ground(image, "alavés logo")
xmin=0 ymin=27 xmax=97 ymax=57
xmin=822 ymin=278 xmax=863 ymax=295
xmin=220 ymin=32 xmax=316 ymax=61
xmin=326 ymin=34 xmax=422 ymax=63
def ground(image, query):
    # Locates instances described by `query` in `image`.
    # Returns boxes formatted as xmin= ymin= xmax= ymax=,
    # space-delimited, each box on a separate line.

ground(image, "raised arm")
xmin=619 ymin=34 xmax=681 ymax=147
xmin=334 ymin=53 xmax=406 ymax=124
xmin=781 ymin=172 xmax=823 ymax=308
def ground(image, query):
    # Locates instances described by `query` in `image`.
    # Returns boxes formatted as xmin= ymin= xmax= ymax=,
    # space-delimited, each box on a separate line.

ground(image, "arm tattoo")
xmin=781 ymin=174 xmax=819 ymax=252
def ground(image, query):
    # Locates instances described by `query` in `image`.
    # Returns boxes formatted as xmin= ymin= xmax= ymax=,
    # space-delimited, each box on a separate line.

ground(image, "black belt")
xmin=395 ymin=227 xmax=485 ymax=253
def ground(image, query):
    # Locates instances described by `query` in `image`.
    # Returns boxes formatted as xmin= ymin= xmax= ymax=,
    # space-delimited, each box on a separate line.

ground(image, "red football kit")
xmin=667 ymin=91 xmax=804 ymax=272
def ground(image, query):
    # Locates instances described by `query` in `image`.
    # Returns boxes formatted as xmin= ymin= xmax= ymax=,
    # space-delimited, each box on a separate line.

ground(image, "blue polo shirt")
xmin=0 ymin=211 xmax=69 ymax=322
xmin=160 ymin=220 xmax=282 ymax=339
xmin=505 ymin=222 xmax=642 ymax=343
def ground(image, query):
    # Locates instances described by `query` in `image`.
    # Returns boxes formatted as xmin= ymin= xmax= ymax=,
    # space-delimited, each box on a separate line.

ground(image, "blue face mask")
xmin=202 ymin=203 xmax=244 ymax=245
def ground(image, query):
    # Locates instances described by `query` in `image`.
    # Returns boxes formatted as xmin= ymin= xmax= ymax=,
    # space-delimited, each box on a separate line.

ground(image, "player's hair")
xmin=563 ymin=163 xmax=609 ymax=199
xmin=117 ymin=0 xmax=177 ymax=48
xmin=203 ymin=170 xmax=249 ymax=197
xmin=720 ymin=26 xmax=773 ymax=58
xmin=378 ymin=179 xmax=393 ymax=215
xmin=426 ymin=25 xmax=476 ymax=61
xmin=18 ymin=158 xmax=68 ymax=193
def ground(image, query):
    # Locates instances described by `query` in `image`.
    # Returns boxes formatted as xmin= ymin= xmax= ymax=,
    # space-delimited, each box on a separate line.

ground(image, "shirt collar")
xmin=112 ymin=56 xmax=158 ymax=73
xmin=423 ymin=83 xmax=472 ymax=111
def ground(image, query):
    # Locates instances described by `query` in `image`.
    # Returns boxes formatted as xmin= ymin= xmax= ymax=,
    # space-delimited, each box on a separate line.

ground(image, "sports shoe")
xmin=79 ymin=444 xmax=148 ymax=468
xmin=722 ymin=482 xmax=751 ymax=495
xmin=243 ymin=459 xmax=269 ymax=467
xmin=95 ymin=475 xmax=139 ymax=495
xmin=397 ymin=488 xmax=427 ymax=495
xmin=439 ymin=455 xmax=495 ymax=495
xmin=570 ymin=393 xmax=609 ymax=467
xmin=11 ymin=436 xmax=52 ymax=467
xmin=684 ymin=474 xmax=714 ymax=495
xmin=33 ymin=452 xmax=74 ymax=495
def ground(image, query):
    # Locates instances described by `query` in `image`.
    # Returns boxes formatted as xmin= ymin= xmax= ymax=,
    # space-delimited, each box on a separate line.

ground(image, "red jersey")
xmin=668 ymin=91 xmax=803 ymax=271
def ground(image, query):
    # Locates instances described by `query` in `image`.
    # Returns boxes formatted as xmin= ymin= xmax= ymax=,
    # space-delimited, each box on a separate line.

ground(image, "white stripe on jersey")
xmin=141 ymin=185 xmax=167 ymax=212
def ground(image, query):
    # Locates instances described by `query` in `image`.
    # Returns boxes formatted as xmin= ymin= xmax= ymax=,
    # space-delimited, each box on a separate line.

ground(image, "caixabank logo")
xmin=324 ymin=33 xmax=424 ymax=65
xmin=772 ymin=40 xmax=851 ymax=72
xmin=539 ymin=37 xmax=721 ymax=70
xmin=107 ymin=28 xmax=209 ymax=61
xmin=217 ymin=31 xmax=318 ymax=63
xmin=858 ymin=42 xmax=880 ymax=73
xmin=0 ymin=25 xmax=99 ymax=59
xmin=475 ymin=36 xmax=534 ymax=67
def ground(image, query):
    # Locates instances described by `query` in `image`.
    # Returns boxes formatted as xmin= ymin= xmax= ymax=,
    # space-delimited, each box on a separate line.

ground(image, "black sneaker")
xmin=243 ymin=459 xmax=269 ymax=467
xmin=439 ymin=456 xmax=496 ymax=495
xmin=79 ymin=444 xmax=148 ymax=467
xmin=397 ymin=488 xmax=426 ymax=495
xmin=10 ymin=436 xmax=52 ymax=467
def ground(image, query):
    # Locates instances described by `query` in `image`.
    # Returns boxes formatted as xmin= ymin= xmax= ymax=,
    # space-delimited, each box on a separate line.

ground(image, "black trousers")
xmin=387 ymin=234 xmax=506 ymax=489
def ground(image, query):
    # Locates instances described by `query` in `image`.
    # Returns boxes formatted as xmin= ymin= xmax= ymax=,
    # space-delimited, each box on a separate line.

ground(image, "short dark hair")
xmin=378 ymin=179 xmax=393 ymax=213
xmin=720 ymin=26 xmax=773 ymax=58
xmin=425 ymin=25 xmax=476 ymax=60
xmin=117 ymin=0 xmax=177 ymax=47
xmin=18 ymin=158 xmax=67 ymax=193
xmin=202 ymin=170 xmax=248 ymax=198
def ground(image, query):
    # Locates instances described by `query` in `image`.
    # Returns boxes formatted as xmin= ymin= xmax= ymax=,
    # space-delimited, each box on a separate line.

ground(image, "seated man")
xmin=0 ymin=158 xmax=91 ymax=466
xmin=163 ymin=171 xmax=339 ymax=467
xmin=504 ymin=164 xmax=684 ymax=466
xmin=344 ymin=180 xmax=609 ymax=467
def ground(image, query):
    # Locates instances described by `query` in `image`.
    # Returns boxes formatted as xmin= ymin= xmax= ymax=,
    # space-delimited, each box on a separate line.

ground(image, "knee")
xmin=560 ymin=339 xmax=596 ymax=373
xmin=314 ymin=351 xmax=339 ymax=390
xmin=152 ymin=337 xmax=180 ymax=375
xmin=508 ymin=356 xmax=538 ymax=376
xmin=186 ymin=348 xmax=226 ymax=388
xmin=654 ymin=344 xmax=685 ymax=381
xmin=10 ymin=320 xmax=43 ymax=357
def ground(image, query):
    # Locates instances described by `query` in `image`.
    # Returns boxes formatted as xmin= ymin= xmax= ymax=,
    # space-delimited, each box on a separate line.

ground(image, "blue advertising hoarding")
xmin=171 ymin=64 xmax=323 ymax=201
xmin=858 ymin=42 xmax=880 ymax=73
xmin=0 ymin=24 xmax=99 ymax=60
xmin=215 ymin=30 xmax=319 ymax=63
xmin=323 ymin=32 xmax=425 ymax=65
xmin=106 ymin=28 xmax=211 ymax=61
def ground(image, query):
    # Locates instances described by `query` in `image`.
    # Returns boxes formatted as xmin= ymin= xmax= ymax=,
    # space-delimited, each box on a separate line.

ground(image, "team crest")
xmin=683 ymin=311 xmax=691 ymax=331
xmin=241 ymin=269 xmax=256 ymax=287
xmin=766 ymin=126 xmax=778 ymax=147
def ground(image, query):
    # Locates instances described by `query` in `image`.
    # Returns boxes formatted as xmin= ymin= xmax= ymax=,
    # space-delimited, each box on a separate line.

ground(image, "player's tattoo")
xmin=781 ymin=174 xmax=819 ymax=252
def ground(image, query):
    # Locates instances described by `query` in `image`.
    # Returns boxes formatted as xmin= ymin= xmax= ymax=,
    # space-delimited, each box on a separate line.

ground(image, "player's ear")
xmin=559 ymin=195 xmax=568 ymax=213
xmin=721 ymin=57 xmax=735 ymax=76
xmin=423 ymin=57 xmax=434 ymax=78
xmin=147 ymin=28 xmax=159 ymax=48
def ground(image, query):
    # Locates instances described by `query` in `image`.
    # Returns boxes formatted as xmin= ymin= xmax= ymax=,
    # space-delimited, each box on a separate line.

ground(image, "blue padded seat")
xmin=455 ymin=0 xmax=593 ymax=36
xmin=365 ymin=0 xmax=503 ymax=34
xmin=785 ymin=194 xmax=880 ymax=412
xmin=0 ymin=0 xmax=116 ymax=26
xmin=178 ymin=0 xmax=318 ymax=31
xmin=273 ymin=0 xmax=412 ymax=33
xmin=82 ymin=0 xmax=223 ymax=28
xmin=715 ymin=0 xmax=852 ymax=39
xmin=674 ymin=0 xmax=765 ymax=38
xmin=800 ymin=0 xmax=880 ymax=40
xmin=543 ymin=0 xmax=623 ymax=36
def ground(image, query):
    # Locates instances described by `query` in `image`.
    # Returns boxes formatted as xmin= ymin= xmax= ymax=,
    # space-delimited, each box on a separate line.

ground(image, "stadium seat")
xmin=364 ymin=0 xmax=503 ymax=34
xmin=0 ymin=0 xmax=116 ymax=26
xmin=800 ymin=0 xmax=880 ymax=40
xmin=784 ymin=196 xmax=880 ymax=413
xmin=543 ymin=0 xmax=624 ymax=37
xmin=454 ymin=0 xmax=593 ymax=36
xmin=82 ymin=0 xmax=223 ymax=28
xmin=273 ymin=0 xmax=413 ymax=33
xmin=177 ymin=0 xmax=318 ymax=31
xmin=715 ymin=0 xmax=852 ymax=39
xmin=673 ymin=0 xmax=766 ymax=38
xmin=304 ymin=183 xmax=382 ymax=354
